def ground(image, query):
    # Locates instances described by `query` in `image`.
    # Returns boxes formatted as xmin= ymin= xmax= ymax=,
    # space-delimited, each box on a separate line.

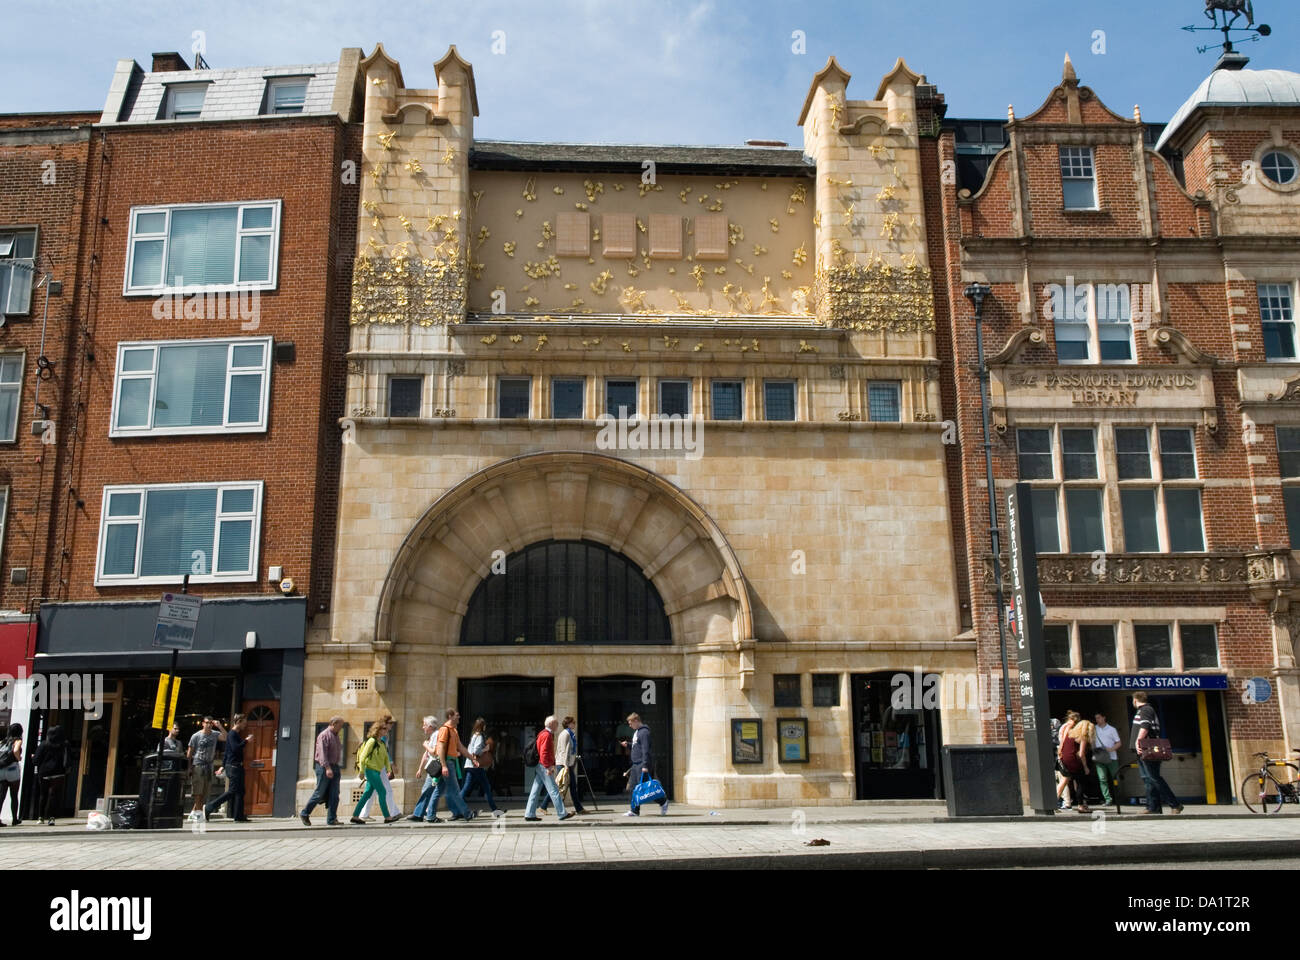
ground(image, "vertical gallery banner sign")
xmin=1007 ymin=482 xmax=1056 ymax=815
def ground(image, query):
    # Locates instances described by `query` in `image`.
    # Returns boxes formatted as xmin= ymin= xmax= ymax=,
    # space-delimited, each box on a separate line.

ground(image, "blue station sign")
xmin=1046 ymin=674 xmax=1228 ymax=691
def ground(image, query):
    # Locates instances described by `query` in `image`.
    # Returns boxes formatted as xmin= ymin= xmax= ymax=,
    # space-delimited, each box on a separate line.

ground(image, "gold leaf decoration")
xmin=524 ymin=296 xmax=540 ymax=307
xmin=350 ymin=253 xmax=468 ymax=326
xmin=553 ymin=185 xmax=564 ymax=195
xmin=876 ymin=183 xmax=896 ymax=204
xmin=752 ymin=244 xmax=768 ymax=257
xmin=769 ymin=218 xmax=780 ymax=233
xmin=690 ymin=265 xmax=705 ymax=290
xmin=787 ymin=182 xmax=808 ymax=214
xmin=377 ymin=131 xmax=397 ymax=150
xmin=728 ymin=222 xmax=743 ymax=246
xmin=535 ymin=334 xmax=548 ymax=351
xmin=590 ymin=270 xmax=613 ymax=295
xmin=811 ymin=254 xmax=935 ymax=332
xmin=798 ymin=340 xmax=817 ymax=353
xmin=663 ymin=335 xmax=680 ymax=349
xmin=581 ymin=337 xmax=602 ymax=347
xmin=503 ymin=241 xmax=516 ymax=257
xmin=481 ymin=334 xmax=498 ymax=344
xmin=792 ymin=243 xmax=808 ymax=266
xmin=509 ymin=334 xmax=523 ymax=343
xmin=583 ymin=180 xmax=604 ymax=202
xmin=405 ymin=158 xmax=424 ymax=174
xmin=522 ymin=177 xmax=537 ymax=202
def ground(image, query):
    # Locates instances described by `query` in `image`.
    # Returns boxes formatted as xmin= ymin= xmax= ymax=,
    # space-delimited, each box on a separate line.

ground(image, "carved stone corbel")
xmin=1148 ymin=326 xmax=1219 ymax=366
xmin=1203 ymin=407 xmax=1218 ymax=435
xmin=992 ymin=406 xmax=1008 ymax=435
xmin=987 ymin=325 xmax=1044 ymax=366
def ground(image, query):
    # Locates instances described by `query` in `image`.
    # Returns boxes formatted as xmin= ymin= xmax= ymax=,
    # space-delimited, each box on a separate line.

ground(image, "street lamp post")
xmin=964 ymin=282 xmax=1015 ymax=745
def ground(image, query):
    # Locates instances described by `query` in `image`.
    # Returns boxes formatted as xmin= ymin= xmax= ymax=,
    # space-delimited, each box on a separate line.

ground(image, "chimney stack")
xmin=151 ymin=52 xmax=190 ymax=73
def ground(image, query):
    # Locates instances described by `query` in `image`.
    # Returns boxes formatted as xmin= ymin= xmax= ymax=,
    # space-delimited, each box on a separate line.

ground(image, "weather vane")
xmin=1183 ymin=1 xmax=1272 ymax=58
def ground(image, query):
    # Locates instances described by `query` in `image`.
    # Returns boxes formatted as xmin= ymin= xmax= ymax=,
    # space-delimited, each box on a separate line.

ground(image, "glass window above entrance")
xmin=460 ymin=539 xmax=670 ymax=646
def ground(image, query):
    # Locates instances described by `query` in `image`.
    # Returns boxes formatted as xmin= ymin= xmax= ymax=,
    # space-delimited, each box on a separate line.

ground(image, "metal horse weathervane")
xmin=1184 ymin=0 xmax=1272 ymax=60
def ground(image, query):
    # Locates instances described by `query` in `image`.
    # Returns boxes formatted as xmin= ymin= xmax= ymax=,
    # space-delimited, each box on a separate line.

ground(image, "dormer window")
xmin=1261 ymin=150 xmax=1298 ymax=186
xmin=1059 ymin=146 xmax=1097 ymax=210
xmin=264 ymin=78 xmax=309 ymax=115
xmin=161 ymin=83 xmax=208 ymax=120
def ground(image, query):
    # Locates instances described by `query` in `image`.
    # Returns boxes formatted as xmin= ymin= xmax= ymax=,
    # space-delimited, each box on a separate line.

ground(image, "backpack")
xmin=355 ymin=736 xmax=378 ymax=773
xmin=522 ymin=739 xmax=539 ymax=768
xmin=0 ymin=738 xmax=15 ymax=769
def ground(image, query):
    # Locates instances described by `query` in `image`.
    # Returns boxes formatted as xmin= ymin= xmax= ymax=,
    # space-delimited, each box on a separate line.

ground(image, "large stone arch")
xmin=374 ymin=451 xmax=754 ymax=649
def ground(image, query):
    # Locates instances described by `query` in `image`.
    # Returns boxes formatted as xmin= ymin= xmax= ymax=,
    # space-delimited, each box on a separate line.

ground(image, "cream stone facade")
xmin=301 ymin=47 xmax=977 ymax=809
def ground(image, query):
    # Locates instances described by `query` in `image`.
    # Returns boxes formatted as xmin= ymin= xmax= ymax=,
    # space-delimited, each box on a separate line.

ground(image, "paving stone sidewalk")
xmin=3 ymin=802 xmax=1299 ymax=869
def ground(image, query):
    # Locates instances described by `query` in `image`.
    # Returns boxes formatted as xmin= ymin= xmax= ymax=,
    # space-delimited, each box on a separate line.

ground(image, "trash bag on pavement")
xmin=111 ymin=799 xmax=139 ymax=830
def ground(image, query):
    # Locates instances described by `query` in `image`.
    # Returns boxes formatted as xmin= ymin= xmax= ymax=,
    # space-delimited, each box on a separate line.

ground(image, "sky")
xmin=3 ymin=0 xmax=1299 ymax=144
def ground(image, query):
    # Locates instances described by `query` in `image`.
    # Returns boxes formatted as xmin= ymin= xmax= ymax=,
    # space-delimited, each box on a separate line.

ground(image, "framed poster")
xmin=731 ymin=718 xmax=762 ymax=764
xmin=778 ymin=717 xmax=808 ymax=763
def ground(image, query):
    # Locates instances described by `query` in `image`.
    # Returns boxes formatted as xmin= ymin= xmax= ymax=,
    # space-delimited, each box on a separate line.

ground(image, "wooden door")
xmin=240 ymin=701 xmax=277 ymax=816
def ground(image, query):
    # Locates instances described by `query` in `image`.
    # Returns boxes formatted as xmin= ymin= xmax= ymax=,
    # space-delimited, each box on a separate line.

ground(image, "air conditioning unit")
xmin=9 ymin=567 xmax=27 ymax=585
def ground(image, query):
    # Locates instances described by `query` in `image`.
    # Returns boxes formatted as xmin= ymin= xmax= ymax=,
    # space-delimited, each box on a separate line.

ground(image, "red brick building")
xmin=24 ymin=49 xmax=363 ymax=818
xmin=922 ymin=55 xmax=1300 ymax=807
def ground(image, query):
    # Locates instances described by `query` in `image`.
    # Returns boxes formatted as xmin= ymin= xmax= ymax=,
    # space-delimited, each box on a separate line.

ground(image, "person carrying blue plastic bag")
xmin=621 ymin=713 xmax=667 ymax=817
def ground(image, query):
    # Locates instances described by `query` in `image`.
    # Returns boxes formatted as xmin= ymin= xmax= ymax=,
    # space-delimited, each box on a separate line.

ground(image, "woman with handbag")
xmin=1131 ymin=692 xmax=1183 ymax=815
xmin=1055 ymin=711 xmax=1080 ymax=809
xmin=459 ymin=717 xmax=499 ymax=814
xmin=0 ymin=723 xmax=22 ymax=825
xmin=1058 ymin=719 xmax=1094 ymax=814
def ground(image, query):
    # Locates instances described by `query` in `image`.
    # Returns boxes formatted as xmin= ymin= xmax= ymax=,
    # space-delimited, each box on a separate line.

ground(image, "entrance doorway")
xmin=457 ymin=677 xmax=554 ymax=798
xmin=240 ymin=701 xmax=278 ymax=816
xmin=76 ymin=693 xmax=121 ymax=814
xmin=577 ymin=677 xmax=672 ymax=800
xmin=1046 ymin=690 xmax=1231 ymax=804
xmin=850 ymin=673 xmax=942 ymax=800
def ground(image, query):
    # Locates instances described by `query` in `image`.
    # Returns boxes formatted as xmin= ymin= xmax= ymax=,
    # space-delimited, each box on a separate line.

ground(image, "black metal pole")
xmin=155 ymin=574 xmax=187 ymax=756
xmin=965 ymin=284 xmax=1015 ymax=745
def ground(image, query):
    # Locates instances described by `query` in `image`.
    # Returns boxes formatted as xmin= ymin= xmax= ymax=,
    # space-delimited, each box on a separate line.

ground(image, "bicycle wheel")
xmin=1241 ymin=773 xmax=1284 ymax=814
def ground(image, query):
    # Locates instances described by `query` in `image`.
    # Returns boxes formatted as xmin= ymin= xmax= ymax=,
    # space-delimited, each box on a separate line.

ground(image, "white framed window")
xmin=1259 ymin=283 xmax=1296 ymax=361
xmin=1115 ymin=425 xmax=1204 ymax=553
xmin=1050 ymin=282 xmax=1134 ymax=363
xmin=0 ymin=354 xmax=22 ymax=443
xmin=1059 ymin=146 xmax=1097 ymax=210
xmin=264 ymin=78 xmax=309 ymax=115
xmin=0 ymin=230 xmax=36 ymax=317
xmin=1015 ymin=426 xmax=1105 ymax=554
xmin=111 ymin=337 xmax=272 ymax=437
xmin=96 ymin=481 xmax=263 ymax=585
xmin=124 ymin=200 xmax=281 ymax=295
xmin=160 ymin=83 xmax=209 ymax=121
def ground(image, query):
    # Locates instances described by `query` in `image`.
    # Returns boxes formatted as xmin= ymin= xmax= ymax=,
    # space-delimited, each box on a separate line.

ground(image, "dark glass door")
xmin=78 ymin=702 xmax=117 ymax=811
xmin=457 ymin=677 xmax=554 ymax=798
xmin=851 ymin=673 xmax=941 ymax=800
xmin=577 ymin=677 xmax=672 ymax=800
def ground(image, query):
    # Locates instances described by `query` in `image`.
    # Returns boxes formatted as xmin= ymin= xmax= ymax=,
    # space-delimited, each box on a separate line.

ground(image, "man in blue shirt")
xmin=205 ymin=714 xmax=253 ymax=822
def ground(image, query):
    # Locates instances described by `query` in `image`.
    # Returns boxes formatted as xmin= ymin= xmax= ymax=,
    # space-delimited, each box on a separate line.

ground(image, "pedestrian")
xmin=621 ymin=712 xmax=667 ymax=817
xmin=424 ymin=709 xmax=475 ymax=823
xmin=408 ymin=716 xmax=439 ymax=821
xmin=1059 ymin=719 xmax=1094 ymax=814
xmin=350 ymin=718 xmax=401 ymax=824
xmin=1055 ymin=710 xmax=1080 ymax=808
xmin=32 ymin=724 xmax=71 ymax=826
xmin=1131 ymin=692 xmax=1183 ymax=815
xmin=1092 ymin=712 xmax=1122 ymax=807
xmin=300 ymin=716 xmax=344 ymax=826
xmin=163 ymin=722 xmax=183 ymax=753
xmin=186 ymin=716 xmax=226 ymax=822
xmin=205 ymin=714 xmax=253 ymax=823
xmin=524 ymin=715 xmax=572 ymax=822
xmin=360 ymin=713 xmax=401 ymax=820
xmin=459 ymin=717 xmax=499 ymax=814
xmin=552 ymin=715 xmax=585 ymax=814
xmin=0 ymin=723 xmax=22 ymax=826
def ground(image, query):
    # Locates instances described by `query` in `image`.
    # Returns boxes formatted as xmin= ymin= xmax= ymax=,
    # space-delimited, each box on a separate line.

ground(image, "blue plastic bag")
xmin=632 ymin=771 xmax=666 ymax=807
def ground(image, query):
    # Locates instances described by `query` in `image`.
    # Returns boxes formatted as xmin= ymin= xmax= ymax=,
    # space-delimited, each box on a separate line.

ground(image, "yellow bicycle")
xmin=1242 ymin=752 xmax=1300 ymax=814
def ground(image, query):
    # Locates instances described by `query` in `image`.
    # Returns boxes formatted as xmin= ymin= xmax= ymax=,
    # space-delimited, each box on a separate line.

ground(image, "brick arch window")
xmin=459 ymin=539 xmax=670 ymax=646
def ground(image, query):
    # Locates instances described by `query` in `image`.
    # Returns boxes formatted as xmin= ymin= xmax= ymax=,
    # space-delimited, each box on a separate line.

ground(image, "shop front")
xmin=1046 ymin=673 xmax=1232 ymax=805
xmin=32 ymin=596 xmax=307 ymax=818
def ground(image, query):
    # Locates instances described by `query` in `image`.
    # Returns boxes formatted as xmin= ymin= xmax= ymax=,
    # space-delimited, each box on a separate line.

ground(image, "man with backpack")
xmin=524 ymin=716 xmax=572 ymax=822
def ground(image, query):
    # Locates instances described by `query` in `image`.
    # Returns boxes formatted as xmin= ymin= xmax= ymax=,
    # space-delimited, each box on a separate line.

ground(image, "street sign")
xmin=1007 ymin=483 xmax=1056 ymax=815
xmin=152 ymin=673 xmax=181 ymax=729
xmin=153 ymin=592 xmax=201 ymax=650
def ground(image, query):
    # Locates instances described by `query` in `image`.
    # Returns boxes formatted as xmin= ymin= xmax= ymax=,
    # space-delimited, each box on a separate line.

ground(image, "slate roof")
xmin=112 ymin=62 xmax=339 ymax=124
xmin=470 ymin=140 xmax=815 ymax=176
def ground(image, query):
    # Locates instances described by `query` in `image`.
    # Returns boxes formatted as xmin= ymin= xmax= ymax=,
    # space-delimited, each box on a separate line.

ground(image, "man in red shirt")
xmin=524 ymin=715 xmax=573 ymax=822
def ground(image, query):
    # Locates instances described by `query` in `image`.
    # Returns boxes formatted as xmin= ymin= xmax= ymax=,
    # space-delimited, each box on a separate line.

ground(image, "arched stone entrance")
xmin=370 ymin=451 xmax=757 ymax=806
xmin=375 ymin=451 xmax=753 ymax=650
